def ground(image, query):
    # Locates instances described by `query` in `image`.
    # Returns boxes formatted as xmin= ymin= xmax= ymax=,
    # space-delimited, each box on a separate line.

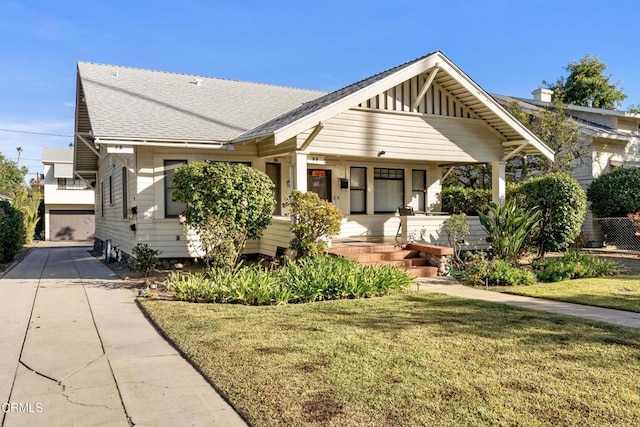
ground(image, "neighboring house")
xmin=42 ymin=148 xmax=95 ymax=241
xmin=494 ymin=89 xmax=640 ymax=245
xmin=73 ymin=51 xmax=553 ymax=259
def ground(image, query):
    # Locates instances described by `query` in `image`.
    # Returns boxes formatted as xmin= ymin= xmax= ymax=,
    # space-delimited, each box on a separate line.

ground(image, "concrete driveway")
xmin=0 ymin=242 xmax=246 ymax=427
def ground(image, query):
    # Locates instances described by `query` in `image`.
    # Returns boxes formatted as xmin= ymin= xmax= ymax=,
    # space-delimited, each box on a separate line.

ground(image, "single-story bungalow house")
xmin=73 ymin=51 xmax=553 ymax=260
xmin=494 ymin=90 xmax=640 ymax=246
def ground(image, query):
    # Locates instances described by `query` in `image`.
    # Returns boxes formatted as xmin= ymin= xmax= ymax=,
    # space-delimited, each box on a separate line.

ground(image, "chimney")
xmin=532 ymin=88 xmax=553 ymax=102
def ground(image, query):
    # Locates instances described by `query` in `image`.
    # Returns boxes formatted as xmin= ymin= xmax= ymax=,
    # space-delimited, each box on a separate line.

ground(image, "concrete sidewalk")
xmin=415 ymin=277 xmax=640 ymax=329
xmin=0 ymin=243 xmax=246 ymax=427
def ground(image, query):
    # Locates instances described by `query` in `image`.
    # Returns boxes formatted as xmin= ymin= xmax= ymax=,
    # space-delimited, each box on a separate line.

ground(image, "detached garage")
xmin=42 ymin=147 xmax=96 ymax=242
xmin=49 ymin=210 xmax=95 ymax=241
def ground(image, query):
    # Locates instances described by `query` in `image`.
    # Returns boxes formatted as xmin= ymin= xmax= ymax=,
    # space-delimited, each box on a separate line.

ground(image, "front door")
xmin=307 ymin=169 xmax=332 ymax=201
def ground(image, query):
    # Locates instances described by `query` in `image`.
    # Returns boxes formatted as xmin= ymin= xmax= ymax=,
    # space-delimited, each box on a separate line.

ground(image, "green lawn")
xmin=495 ymin=275 xmax=640 ymax=313
xmin=140 ymin=294 xmax=640 ymax=426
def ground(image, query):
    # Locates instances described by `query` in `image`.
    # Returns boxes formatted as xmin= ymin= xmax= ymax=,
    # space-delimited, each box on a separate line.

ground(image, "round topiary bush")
xmin=514 ymin=172 xmax=586 ymax=256
xmin=587 ymin=167 xmax=640 ymax=217
xmin=0 ymin=200 xmax=25 ymax=263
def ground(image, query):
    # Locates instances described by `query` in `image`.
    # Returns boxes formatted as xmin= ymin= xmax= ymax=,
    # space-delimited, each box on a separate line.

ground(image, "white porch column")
xmin=291 ymin=151 xmax=308 ymax=192
xmin=491 ymin=161 xmax=506 ymax=205
xmin=426 ymin=165 xmax=443 ymax=212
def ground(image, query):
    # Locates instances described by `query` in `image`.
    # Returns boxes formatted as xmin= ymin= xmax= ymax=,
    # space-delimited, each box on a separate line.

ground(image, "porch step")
xmin=327 ymin=244 xmax=402 ymax=256
xmin=327 ymin=243 xmax=440 ymax=278
xmin=407 ymin=266 xmax=439 ymax=278
xmin=360 ymin=258 xmax=429 ymax=268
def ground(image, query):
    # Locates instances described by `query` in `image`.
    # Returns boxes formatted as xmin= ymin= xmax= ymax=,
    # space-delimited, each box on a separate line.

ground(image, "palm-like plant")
xmin=479 ymin=200 xmax=541 ymax=262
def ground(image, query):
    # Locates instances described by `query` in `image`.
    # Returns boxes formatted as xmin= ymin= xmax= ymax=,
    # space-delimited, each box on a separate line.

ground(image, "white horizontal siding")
xmin=403 ymin=216 xmax=488 ymax=250
xmin=340 ymin=215 xmax=401 ymax=237
xmin=258 ymin=217 xmax=292 ymax=257
xmin=304 ymin=109 xmax=503 ymax=163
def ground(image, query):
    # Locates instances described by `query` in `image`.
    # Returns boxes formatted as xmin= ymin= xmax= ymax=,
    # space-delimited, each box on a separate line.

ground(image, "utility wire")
xmin=0 ymin=128 xmax=73 ymax=138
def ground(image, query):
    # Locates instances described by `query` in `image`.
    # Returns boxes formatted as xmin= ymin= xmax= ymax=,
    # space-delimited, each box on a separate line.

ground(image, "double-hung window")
xmin=164 ymin=160 xmax=187 ymax=218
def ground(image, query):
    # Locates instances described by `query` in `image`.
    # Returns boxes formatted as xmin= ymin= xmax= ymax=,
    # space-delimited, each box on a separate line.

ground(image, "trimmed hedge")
xmin=441 ymin=187 xmax=491 ymax=215
xmin=587 ymin=167 xmax=640 ymax=217
xmin=0 ymin=200 xmax=25 ymax=263
xmin=513 ymin=173 xmax=586 ymax=255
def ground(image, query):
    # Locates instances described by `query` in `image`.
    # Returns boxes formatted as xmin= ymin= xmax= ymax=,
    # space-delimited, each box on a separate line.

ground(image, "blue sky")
xmin=1 ymin=0 xmax=639 ymax=181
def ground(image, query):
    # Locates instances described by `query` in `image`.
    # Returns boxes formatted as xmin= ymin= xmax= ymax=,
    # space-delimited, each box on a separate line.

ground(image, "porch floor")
xmin=331 ymin=236 xmax=403 ymax=247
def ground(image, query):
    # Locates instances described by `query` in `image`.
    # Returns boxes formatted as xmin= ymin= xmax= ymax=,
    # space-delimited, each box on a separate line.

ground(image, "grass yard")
xmin=140 ymin=293 xmax=640 ymax=426
xmin=496 ymin=275 xmax=640 ymax=313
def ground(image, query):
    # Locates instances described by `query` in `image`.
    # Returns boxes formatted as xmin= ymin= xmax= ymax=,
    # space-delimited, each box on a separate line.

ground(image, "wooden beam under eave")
xmin=298 ymin=121 xmax=325 ymax=151
xmin=502 ymin=143 xmax=529 ymax=161
xmin=76 ymin=133 xmax=101 ymax=157
xmin=412 ymin=66 xmax=440 ymax=111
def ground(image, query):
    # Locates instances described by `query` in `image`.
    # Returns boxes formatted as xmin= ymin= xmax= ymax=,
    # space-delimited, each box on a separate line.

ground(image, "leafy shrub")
xmin=444 ymin=213 xmax=470 ymax=264
xmin=168 ymin=255 xmax=413 ymax=304
xmin=587 ymin=167 xmax=640 ymax=217
xmin=532 ymin=252 xmax=621 ymax=282
xmin=479 ymin=200 xmax=541 ymax=261
xmin=0 ymin=200 xmax=25 ymax=263
xmin=462 ymin=252 xmax=535 ymax=286
xmin=13 ymin=188 xmax=42 ymax=244
xmin=132 ymin=243 xmax=161 ymax=277
xmin=441 ymin=186 xmax=491 ymax=215
xmin=285 ymin=190 xmax=342 ymax=258
xmin=513 ymin=173 xmax=586 ymax=256
xmin=173 ymin=161 xmax=275 ymax=269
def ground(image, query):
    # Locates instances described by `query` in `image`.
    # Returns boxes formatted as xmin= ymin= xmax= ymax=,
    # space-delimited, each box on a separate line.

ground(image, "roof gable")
xmin=233 ymin=52 xmax=553 ymax=160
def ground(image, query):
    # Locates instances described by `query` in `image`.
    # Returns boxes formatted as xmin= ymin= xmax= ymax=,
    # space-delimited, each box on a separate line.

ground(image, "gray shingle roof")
xmin=78 ymin=62 xmax=325 ymax=142
xmin=231 ymin=52 xmax=437 ymax=142
xmin=491 ymin=94 xmax=633 ymax=140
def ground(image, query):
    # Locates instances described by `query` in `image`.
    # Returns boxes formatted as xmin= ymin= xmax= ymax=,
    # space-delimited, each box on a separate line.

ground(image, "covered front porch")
xmin=240 ymin=52 xmax=553 ymax=258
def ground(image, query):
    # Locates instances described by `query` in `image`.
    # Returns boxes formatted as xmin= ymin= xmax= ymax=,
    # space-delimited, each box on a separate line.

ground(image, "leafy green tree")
xmin=285 ymin=190 xmax=342 ymax=258
xmin=587 ymin=167 xmax=640 ymax=217
xmin=544 ymin=54 xmax=627 ymax=109
xmin=172 ymin=161 xmax=275 ymax=268
xmin=0 ymin=152 xmax=27 ymax=198
xmin=442 ymin=164 xmax=492 ymax=190
xmin=627 ymin=103 xmax=640 ymax=114
xmin=513 ymin=173 xmax=586 ymax=257
xmin=505 ymin=99 xmax=588 ymax=179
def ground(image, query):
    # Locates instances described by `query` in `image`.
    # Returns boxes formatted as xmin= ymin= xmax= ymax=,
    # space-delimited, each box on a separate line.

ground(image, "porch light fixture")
xmin=225 ymin=143 xmax=235 ymax=152
xmin=377 ymin=150 xmax=386 ymax=157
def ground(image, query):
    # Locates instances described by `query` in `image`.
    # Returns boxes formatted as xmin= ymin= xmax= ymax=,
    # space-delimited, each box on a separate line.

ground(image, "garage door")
xmin=49 ymin=210 xmax=95 ymax=241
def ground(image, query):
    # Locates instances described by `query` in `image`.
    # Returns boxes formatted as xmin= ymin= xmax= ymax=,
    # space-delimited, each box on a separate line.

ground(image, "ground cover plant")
xmin=532 ymin=251 xmax=621 ymax=282
xmin=168 ymin=255 xmax=413 ymax=304
xmin=461 ymin=251 xmax=536 ymax=287
xmin=140 ymin=294 xmax=640 ymax=426
xmin=496 ymin=275 xmax=640 ymax=313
